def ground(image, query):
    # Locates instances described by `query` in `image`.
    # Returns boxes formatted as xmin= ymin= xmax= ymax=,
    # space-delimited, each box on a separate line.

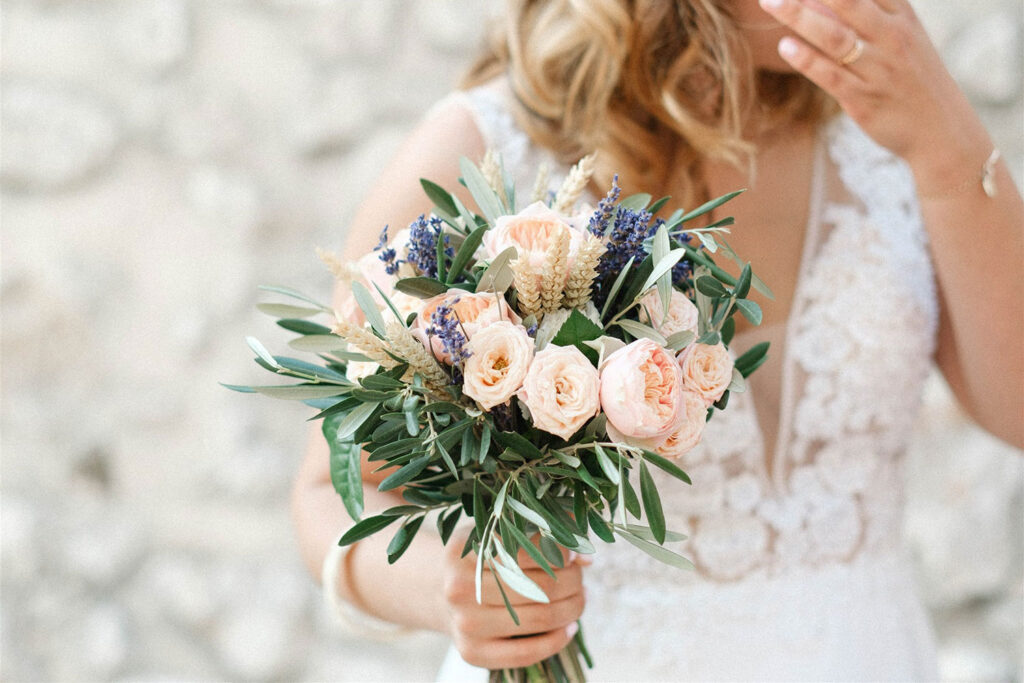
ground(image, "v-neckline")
xmin=737 ymin=123 xmax=829 ymax=492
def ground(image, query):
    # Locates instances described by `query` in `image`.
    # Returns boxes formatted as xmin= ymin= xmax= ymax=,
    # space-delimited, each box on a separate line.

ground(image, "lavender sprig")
xmin=405 ymin=214 xmax=447 ymax=278
xmin=598 ymin=208 xmax=658 ymax=278
xmin=427 ymin=300 xmax=471 ymax=380
xmin=672 ymin=233 xmax=694 ymax=286
xmin=374 ymin=225 xmax=401 ymax=275
xmin=588 ymin=174 xmax=621 ymax=238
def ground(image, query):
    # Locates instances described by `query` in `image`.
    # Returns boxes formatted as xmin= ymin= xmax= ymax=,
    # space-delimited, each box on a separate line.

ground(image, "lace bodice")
xmin=437 ymin=83 xmax=940 ymax=681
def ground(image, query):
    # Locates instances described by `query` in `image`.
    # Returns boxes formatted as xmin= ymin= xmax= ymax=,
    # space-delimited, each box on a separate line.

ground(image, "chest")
xmin=693 ymin=127 xmax=819 ymax=336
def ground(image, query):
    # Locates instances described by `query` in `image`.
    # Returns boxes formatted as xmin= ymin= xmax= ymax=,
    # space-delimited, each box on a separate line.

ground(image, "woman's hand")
xmin=443 ymin=530 xmax=589 ymax=670
xmin=759 ymin=0 xmax=992 ymax=194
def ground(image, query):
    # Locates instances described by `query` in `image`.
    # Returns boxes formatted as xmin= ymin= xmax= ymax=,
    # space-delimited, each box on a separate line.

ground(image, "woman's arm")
xmin=291 ymin=96 xmax=487 ymax=629
xmin=761 ymin=0 xmax=1024 ymax=448
xmin=291 ymin=426 xmax=450 ymax=631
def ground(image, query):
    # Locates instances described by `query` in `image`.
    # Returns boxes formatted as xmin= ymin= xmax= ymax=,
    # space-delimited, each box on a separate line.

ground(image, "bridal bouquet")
xmin=227 ymin=153 xmax=770 ymax=682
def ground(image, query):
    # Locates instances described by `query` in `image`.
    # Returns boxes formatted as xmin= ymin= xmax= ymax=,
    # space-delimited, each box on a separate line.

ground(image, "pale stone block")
xmin=0 ymin=81 xmax=120 ymax=191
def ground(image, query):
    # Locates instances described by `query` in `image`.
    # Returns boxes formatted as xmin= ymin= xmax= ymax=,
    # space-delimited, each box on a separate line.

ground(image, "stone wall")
xmin=1 ymin=1 xmax=1021 ymax=680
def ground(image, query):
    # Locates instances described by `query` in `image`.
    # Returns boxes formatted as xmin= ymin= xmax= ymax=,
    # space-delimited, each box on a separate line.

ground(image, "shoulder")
xmin=340 ymin=89 xmax=491 ymax=259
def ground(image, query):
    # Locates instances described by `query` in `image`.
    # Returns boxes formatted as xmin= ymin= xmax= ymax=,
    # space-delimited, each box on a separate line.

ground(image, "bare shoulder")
xmin=343 ymin=93 xmax=488 ymax=261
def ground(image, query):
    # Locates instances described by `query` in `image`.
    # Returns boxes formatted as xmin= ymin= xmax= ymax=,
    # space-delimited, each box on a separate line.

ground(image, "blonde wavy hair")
xmin=462 ymin=0 xmax=835 ymax=207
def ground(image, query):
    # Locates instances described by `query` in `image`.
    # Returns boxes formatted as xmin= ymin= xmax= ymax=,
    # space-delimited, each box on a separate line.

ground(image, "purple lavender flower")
xmin=373 ymin=225 xmax=401 ymax=275
xmin=588 ymin=174 xmax=621 ymax=238
xmin=672 ymin=233 xmax=693 ymax=286
xmin=405 ymin=214 xmax=446 ymax=279
xmin=598 ymin=208 xmax=658 ymax=278
xmin=427 ymin=300 xmax=471 ymax=377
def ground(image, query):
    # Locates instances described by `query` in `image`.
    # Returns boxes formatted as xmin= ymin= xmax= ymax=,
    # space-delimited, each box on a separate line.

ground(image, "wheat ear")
xmin=540 ymin=229 xmax=571 ymax=314
xmin=316 ymin=246 xmax=351 ymax=281
xmin=552 ymin=153 xmax=597 ymax=214
xmin=330 ymin=318 xmax=397 ymax=368
xmin=530 ymin=163 xmax=551 ymax=204
xmin=480 ymin=149 xmax=507 ymax=206
xmin=385 ymin=323 xmax=449 ymax=390
xmin=512 ymin=258 xmax=542 ymax=319
xmin=563 ymin=234 xmax=606 ymax=309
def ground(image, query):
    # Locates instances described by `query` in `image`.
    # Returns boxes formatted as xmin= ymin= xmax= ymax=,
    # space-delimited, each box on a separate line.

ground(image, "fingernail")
xmin=565 ymin=622 xmax=579 ymax=639
xmin=760 ymin=0 xmax=784 ymax=10
xmin=567 ymin=551 xmax=578 ymax=564
xmin=779 ymin=37 xmax=799 ymax=59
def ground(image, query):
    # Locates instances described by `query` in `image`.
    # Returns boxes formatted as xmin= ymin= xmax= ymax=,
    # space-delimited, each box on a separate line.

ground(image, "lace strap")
xmin=825 ymin=115 xmax=939 ymax=338
xmin=432 ymin=83 xmax=569 ymax=204
xmin=437 ymin=86 xmax=533 ymax=176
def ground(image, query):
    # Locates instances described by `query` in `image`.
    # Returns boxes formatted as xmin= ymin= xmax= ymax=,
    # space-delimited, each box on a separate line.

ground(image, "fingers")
xmin=483 ymin=563 xmax=585 ymax=606
xmin=818 ymin=0 xmax=896 ymax=31
xmin=760 ymin=0 xmax=860 ymax=62
xmin=444 ymin=560 xmax=584 ymax=607
xmin=455 ymin=622 xmax=580 ymax=671
xmin=454 ymin=592 xmax=586 ymax=639
xmin=516 ymin=543 xmax=594 ymax=570
xmin=777 ymin=36 xmax=861 ymax=100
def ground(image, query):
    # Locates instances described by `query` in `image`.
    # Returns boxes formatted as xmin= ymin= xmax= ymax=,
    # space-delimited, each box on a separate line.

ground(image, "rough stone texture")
xmin=1 ymin=1 xmax=1021 ymax=681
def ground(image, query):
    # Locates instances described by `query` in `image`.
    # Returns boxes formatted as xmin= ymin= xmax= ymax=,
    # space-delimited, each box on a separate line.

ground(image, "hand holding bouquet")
xmin=228 ymin=152 xmax=771 ymax=682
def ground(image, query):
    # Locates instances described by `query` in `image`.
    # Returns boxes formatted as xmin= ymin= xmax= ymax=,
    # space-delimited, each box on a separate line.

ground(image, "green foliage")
xmin=324 ymin=413 xmax=364 ymax=521
xmin=550 ymin=310 xmax=604 ymax=362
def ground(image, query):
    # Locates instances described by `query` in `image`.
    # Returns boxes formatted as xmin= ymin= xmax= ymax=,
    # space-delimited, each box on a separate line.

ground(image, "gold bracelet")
xmin=924 ymin=148 xmax=1000 ymax=199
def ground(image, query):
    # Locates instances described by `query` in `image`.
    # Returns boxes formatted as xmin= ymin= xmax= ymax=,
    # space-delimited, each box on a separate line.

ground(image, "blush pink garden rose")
xmin=638 ymin=288 xmax=699 ymax=337
xmin=600 ymin=338 xmax=687 ymax=449
xmin=655 ymin=391 xmax=707 ymax=459
xmin=677 ymin=342 xmax=734 ymax=406
xmin=462 ymin=321 xmax=534 ymax=410
xmin=481 ymin=201 xmax=586 ymax=274
xmin=412 ymin=289 xmax=521 ymax=363
xmin=518 ymin=345 xmax=601 ymax=440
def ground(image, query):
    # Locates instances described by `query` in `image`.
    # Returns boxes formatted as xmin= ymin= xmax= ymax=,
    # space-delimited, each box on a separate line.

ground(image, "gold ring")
xmin=838 ymin=37 xmax=865 ymax=66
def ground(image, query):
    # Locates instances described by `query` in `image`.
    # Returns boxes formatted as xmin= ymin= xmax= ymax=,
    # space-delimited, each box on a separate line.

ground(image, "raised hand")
xmin=759 ymin=0 xmax=993 ymax=195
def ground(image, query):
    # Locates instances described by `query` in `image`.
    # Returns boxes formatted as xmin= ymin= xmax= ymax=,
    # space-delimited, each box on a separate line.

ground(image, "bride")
xmin=291 ymin=0 xmax=1023 ymax=679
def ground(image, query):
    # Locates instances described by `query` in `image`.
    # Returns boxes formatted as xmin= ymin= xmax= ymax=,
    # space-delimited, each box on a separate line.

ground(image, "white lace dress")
xmin=435 ymin=83 xmax=940 ymax=682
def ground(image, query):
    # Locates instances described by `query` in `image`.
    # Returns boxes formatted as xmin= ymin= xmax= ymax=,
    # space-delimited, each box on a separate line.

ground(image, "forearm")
xmin=291 ymin=435 xmax=452 ymax=633
xmin=909 ymin=130 xmax=1024 ymax=445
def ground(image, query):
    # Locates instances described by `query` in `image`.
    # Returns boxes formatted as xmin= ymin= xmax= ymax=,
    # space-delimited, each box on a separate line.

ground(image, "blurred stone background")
xmin=1 ymin=0 xmax=1021 ymax=681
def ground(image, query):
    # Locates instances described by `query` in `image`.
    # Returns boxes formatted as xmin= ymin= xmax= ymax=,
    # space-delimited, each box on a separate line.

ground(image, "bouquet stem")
xmin=489 ymin=624 xmax=591 ymax=683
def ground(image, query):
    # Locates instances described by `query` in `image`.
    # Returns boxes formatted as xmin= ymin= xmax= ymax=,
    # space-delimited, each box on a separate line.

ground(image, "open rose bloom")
xmin=599 ymin=339 xmax=688 ymax=451
xmin=678 ymin=341 xmax=735 ymax=407
xmin=462 ymin=321 xmax=534 ymax=409
xmin=519 ymin=345 xmax=601 ymax=440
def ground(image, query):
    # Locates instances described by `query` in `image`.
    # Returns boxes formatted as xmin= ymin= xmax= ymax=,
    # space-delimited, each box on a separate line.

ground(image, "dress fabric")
xmin=435 ymin=82 xmax=941 ymax=682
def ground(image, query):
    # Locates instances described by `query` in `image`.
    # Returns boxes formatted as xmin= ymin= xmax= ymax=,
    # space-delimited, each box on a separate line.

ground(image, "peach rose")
xmin=600 ymin=338 xmax=686 ymax=449
xmin=678 ymin=342 xmax=734 ymax=406
xmin=638 ymin=288 xmax=699 ymax=337
xmin=482 ymin=201 xmax=586 ymax=273
xmin=412 ymin=289 xmax=521 ymax=362
xmin=655 ymin=391 xmax=707 ymax=459
xmin=462 ymin=321 xmax=534 ymax=409
xmin=518 ymin=345 xmax=600 ymax=440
